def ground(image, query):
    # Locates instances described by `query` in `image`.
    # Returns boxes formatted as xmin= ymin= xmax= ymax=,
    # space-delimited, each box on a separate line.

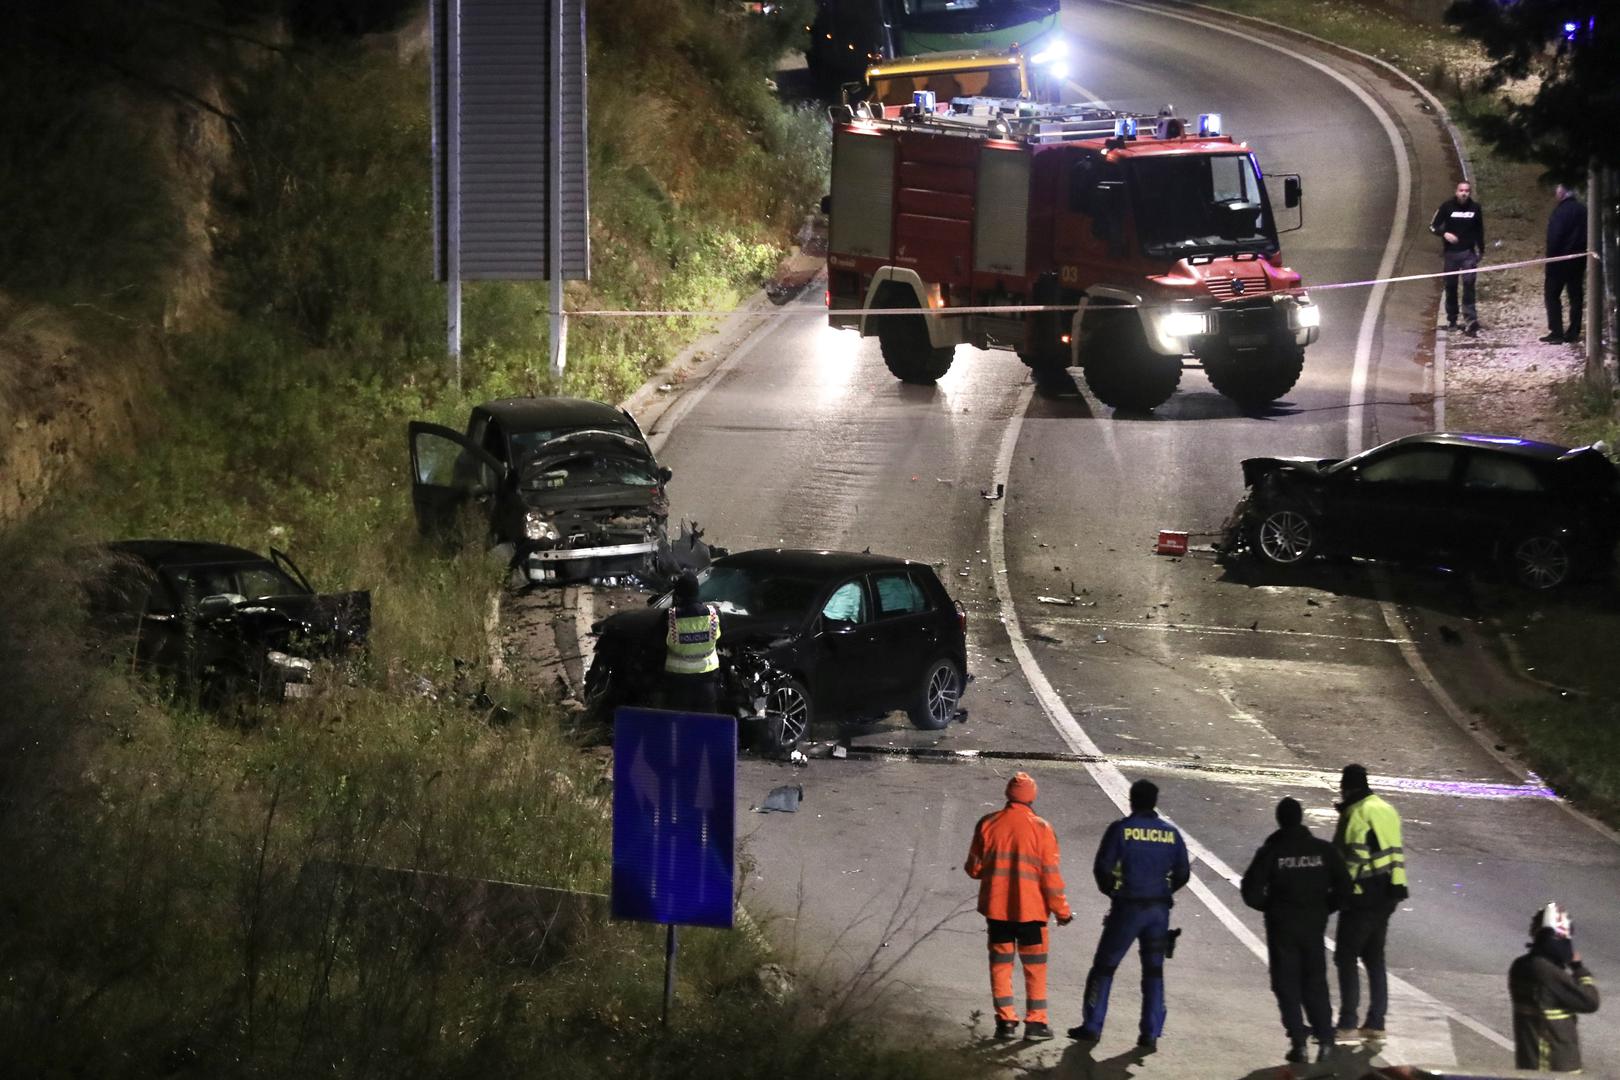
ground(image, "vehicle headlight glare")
xmin=1046 ymin=61 xmax=1070 ymax=81
xmin=1294 ymin=303 xmax=1321 ymax=329
xmin=524 ymin=510 xmax=561 ymax=542
xmin=1160 ymin=310 xmax=1210 ymax=338
xmin=267 ymin=650 xmax=315 ymax=674
xmin=1030 ymin=38 xmax=1068 ymax=66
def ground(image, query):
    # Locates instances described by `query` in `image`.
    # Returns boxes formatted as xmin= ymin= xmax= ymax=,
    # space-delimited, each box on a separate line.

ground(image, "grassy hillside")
xmin=0 ymin=3 xmax=976 ymax=1076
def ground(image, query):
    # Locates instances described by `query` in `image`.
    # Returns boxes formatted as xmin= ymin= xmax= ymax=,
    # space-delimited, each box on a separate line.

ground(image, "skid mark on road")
xmin=1031 ymin=611 xmax=1415 ymax=646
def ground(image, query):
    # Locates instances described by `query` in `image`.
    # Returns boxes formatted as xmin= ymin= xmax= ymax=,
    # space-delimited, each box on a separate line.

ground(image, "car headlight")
xmin=1292 ymin=302 xmax=1321 ymax=329
xmin=524 ymin=510 xmax=561 ymax=542
xmin=1159 ymin=309 xmax=1211 ymax=339
xmin=267 ymin=650 xmax=315 ymax=675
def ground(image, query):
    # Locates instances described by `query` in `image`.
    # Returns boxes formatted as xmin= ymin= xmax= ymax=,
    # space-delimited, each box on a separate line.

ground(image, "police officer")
xmin=1068 ymin=779 xmax=1189 ymax=1052
xmin=1333 ymin=764 xmax=1407 ymax=1042
xmin=964 ymin=772 xmax=1073 ymax=1042
xmin=1510 ymin=902 xmax=1599 ymax=1073
xmin=662 ymin=571 xmax=721 ymax=712
xmin=1429 ymin=179 xmax=1485 ymax=335
xmin=1241 ymin=797 xmax=1352 ymax=1065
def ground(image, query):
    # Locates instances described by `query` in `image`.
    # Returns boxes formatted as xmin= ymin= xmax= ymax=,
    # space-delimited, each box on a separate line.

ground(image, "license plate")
xmin=1228 ymin=333 xmax=1267 ymax=348
xmin=283 ymin=682 xmax=313 ymax=699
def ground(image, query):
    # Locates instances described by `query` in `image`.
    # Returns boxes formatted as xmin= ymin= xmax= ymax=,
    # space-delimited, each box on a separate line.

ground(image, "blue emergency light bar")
xmin=1113 ymin=117 xmax=1138 ymax=138
xmin=913 ymin=90 xmax=936 ymax=112
xmin=1198 ymin=113 xmax=1222 ymax=136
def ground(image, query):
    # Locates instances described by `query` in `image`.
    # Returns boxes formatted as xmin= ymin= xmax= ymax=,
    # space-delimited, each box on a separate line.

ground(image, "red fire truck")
xmin=824 ymin=98 xmax=1320 ymax=410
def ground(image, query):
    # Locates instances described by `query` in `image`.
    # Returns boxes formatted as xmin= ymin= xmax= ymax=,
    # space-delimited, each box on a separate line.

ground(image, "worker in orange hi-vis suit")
xmin=965 ymin=771 xmax=1074 ymax=1042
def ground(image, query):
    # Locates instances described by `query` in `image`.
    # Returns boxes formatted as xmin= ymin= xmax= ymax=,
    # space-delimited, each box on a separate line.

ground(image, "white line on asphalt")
xmin=644 ymin=305 xmax=791 ymax=456
xmin=1001 ymin=5 xmax=1513 ymax=1058
xmin=1029 ymin=612 xmax=1414 ymax=646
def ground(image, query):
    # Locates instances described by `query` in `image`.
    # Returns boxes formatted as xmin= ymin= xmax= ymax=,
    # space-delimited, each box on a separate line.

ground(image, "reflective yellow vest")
xmin=664 ymin=605 xmax=720 ymax=675
xmin=1339 ymin=793 xmax=1406 ymax=895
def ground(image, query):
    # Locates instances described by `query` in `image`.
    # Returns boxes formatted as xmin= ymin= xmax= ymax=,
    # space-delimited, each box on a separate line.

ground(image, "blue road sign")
xmin=611 ymin=707 xmax=736 ymax=928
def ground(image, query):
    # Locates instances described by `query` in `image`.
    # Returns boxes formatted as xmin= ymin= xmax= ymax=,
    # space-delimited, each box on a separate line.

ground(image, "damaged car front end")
xmin=409 ymin=397 xmax=715 ymax=589
xmin=87 ymin=540 xmax=370 ymax=706
xmin=510 ymin=430 xmax=669 ymax=585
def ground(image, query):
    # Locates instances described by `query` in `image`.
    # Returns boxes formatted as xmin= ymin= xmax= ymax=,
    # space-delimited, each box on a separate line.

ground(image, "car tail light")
xmin=955 ymin=600 xmax=966 ymax=634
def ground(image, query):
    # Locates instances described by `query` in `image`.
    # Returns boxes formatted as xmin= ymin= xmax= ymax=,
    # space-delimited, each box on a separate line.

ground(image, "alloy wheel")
xmin=766 ymin=682 xmax=811 ymax=747
xmin=925 ymin=662 xmax=962 ymax=726
xmin=1258 ymin=509 xmax=1315 ymax=565
xmin=1513 ymin=536 xmax=1571 ymax=590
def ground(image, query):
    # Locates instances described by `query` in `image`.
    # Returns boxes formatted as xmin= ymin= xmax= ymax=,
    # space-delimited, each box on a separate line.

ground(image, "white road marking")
xmin=998 ymin=4 xmax=1513 ymax=1059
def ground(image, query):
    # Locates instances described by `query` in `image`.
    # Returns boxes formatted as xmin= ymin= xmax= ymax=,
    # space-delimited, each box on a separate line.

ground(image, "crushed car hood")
xmin=1240 ymin=455 xmax=1342 ymax=487
xmin=203 ymin=590 xmax=371 ymax=657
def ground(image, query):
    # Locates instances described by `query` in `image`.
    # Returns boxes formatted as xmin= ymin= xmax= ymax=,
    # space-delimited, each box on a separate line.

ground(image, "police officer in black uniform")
xmin=1429 ymin=179 xmax=1486 ymax=335
xmin=1241 ymin=797 xmax=1352 ymax=1065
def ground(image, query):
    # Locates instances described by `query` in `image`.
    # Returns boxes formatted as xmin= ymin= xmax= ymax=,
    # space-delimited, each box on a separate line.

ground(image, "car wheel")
xmin=908 ymin=657 xmax=964 ymax=730
xmin=750 ymin=675 xmax=813 ymax=753
xmin=1508 ymin=533 xmax=1574 ymax=590
xmin=1250 ymin=503 xmax=1318 ymax=567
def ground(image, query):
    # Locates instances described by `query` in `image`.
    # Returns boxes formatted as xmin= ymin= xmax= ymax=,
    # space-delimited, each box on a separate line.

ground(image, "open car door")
xmin=408 ymin=422 xmax=504 ymax=536
xmin=269 ymin=547 xmax=315 ymax=594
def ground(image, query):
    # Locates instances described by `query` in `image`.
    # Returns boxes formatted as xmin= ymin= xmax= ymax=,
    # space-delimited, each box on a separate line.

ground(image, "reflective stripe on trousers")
xmin=989 ymin=925 xmax=1050 ymax=1023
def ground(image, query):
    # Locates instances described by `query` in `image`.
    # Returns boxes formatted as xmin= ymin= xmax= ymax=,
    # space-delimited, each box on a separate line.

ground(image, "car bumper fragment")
xmin=524 ymin=540 xmax=659 ymax=582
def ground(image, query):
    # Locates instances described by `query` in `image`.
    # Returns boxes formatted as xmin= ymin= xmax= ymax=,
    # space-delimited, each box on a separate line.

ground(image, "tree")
xmin=1445 ymin=2 xmax=1617 ymax=181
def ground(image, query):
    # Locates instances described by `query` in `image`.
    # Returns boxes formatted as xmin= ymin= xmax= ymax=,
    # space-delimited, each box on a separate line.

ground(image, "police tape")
xmin=561 ymin=251 xmax=1593 ymax=318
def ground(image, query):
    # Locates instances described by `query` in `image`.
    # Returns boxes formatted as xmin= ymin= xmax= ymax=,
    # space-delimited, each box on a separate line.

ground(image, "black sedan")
xmin=586 ymin=549 xmax=970 ymax=746
xmin=409 ymin=397 xmax=688 ymax=587
xmin=1228 ymin=433 xmax=1620 ymax=589
xmin=86 ymin=540 xmax=370 ymax=704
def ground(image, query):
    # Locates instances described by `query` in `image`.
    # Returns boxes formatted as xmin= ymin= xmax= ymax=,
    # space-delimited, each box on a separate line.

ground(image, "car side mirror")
xmin=196 ymin=593 xmax=245 ymax=618
xmin=1284 ymin=176 xmax=1302 ymax=209
xmin=659 ymin=466 xmax=674 ymax=484
xmin=822 ymin=617 xmax=858 ymax=636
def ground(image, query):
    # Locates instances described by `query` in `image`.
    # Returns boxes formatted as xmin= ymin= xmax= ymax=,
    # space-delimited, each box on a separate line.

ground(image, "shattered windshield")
xmin=696 ymin=566 xmax=823 ymax=619
xmin=1129 ymin=153 xmax=1278 ymax=258
xmin=522 ymin=453 xmax=659 ymax=490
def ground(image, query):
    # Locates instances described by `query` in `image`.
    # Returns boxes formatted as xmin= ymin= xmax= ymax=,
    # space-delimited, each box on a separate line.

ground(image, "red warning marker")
xmin=1155 ymin=530 xmax=1189 ymax=556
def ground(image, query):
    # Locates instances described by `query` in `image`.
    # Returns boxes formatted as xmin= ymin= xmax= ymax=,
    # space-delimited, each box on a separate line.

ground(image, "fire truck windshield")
xmin=1128 ymin=153 xmax=1279 ymax=258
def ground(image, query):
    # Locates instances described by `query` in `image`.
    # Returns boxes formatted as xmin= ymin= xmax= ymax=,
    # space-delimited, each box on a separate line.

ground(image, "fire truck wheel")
xmin=878 ymin=308 xmax=955 ymax=384
xmin=1202 ymin=343 xmax=1305 ymax=407
xmin=1081 ymin=319 xmax=1181 ymax=410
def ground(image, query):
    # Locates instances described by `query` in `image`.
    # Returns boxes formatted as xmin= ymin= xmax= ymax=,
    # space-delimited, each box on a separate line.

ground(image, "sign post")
xmin=611 ymin=707 xmax=737 ymax=1025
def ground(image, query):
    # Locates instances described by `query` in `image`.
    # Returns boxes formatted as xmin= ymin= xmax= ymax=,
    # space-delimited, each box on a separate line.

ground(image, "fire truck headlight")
xmin=1046 ymin=61 xmax=1070 ymax=81
xmin=1160 ymin=310 xmax=1210 ymax=339
xmin=1030 ymin=39 xmax=1069 ymax=66
xmin=1293 ymin=302 xmax=1321 ymax=330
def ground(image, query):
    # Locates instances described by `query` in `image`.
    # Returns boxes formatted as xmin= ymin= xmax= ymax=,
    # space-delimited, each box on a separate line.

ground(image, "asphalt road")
xmin=594 ymin=2 xmax=1620 ymax=1074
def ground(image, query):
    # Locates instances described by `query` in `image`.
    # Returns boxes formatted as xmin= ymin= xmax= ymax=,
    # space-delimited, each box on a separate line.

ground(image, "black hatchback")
xmin=588 ymin=548 xmax=970 ymax=739
xmin=1230 ymin=433 xmax=1620 ymax=589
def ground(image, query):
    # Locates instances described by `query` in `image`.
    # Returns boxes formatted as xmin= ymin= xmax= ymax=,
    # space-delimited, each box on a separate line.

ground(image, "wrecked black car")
xmin=1221 ymin=433 xmax=1620 ymax=590
xmin=409 ymin=397 xmax=690 ymax=587
xmin=586 ymin=549 xmax=969 ymax=751
xmin=86 ymin=540 xmax=370 ymax=704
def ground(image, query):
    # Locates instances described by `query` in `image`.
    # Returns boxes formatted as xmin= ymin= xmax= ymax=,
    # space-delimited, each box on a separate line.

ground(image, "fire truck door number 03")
xmin=1059 ymin=265 xmax=1080 ymax=285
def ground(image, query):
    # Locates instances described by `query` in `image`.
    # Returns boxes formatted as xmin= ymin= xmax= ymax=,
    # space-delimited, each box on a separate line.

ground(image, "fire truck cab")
xmin=824 ymin=99 xmax=1320 ymax=410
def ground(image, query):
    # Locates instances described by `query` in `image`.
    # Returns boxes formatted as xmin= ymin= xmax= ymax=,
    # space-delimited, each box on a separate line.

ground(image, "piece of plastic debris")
xmin=1093 ymin=634 xmax=1108 ymax=644
xmin=657 ymin=383 xmax=674 ymax=392
xmin=1030 ymin=632 xmax=1062 ymax=644
xmin=981 ymin=483 xmax=1005 ymax=501
xmin=757 ymin=785 xmax=804 ymax=813
xmin=789 ymin=749 xmax=809 ymax=767
xmin=1036 ymin=595 xmax=1075 ymax=606
xmin=1155 ymin=530 xmax=1189 ymax=556
xmin=831 ymin=744 xmax=848 ymax=759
